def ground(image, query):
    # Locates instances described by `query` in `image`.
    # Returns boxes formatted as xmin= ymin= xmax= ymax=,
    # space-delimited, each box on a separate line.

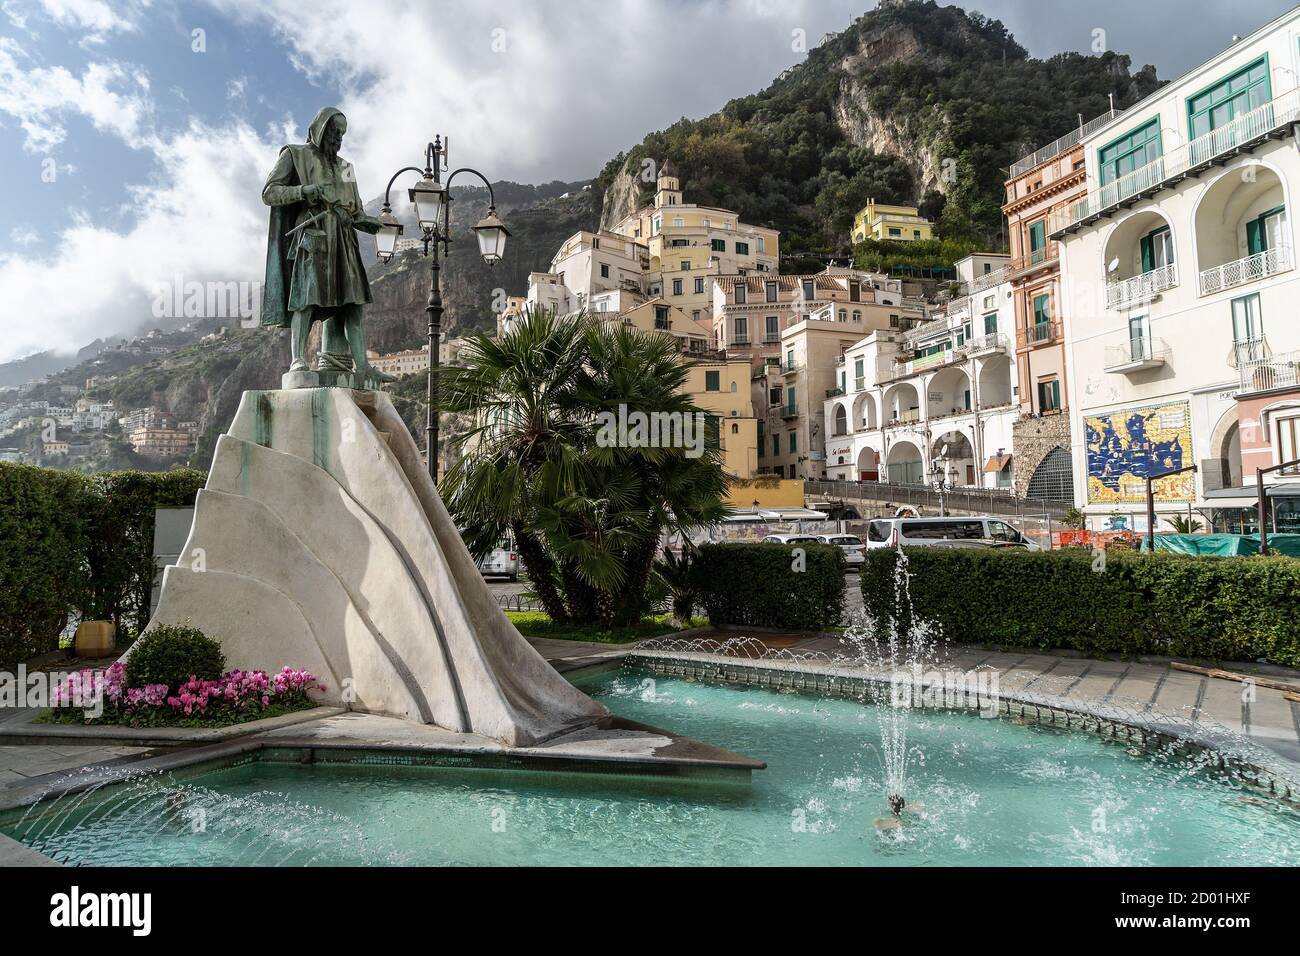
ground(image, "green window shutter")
xmin=1246 ymin=217 xmax=1265 ymax=255
xmin=1140 ymin=234 xmax=1154 ymax=272
xmin=1029 ymin=221 xmax=1045 ymax=253
xmin=705 ymin=370 xmax=720 ymax=391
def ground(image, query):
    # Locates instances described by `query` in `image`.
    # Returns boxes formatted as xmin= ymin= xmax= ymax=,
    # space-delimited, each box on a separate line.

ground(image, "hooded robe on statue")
xmin=261 ymin=107 xmax=375 ymax=340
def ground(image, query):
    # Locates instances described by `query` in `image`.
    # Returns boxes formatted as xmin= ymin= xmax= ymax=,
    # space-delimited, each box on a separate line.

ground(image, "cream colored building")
xmin=851 ymin=199 xmax=934 ymax=244
xmin=823 ymin=255 xmax=1017 ymax=489
xmin=368 ymin=344 xmax=431 ymax=377
xmin=1052 ymin=6 xmax=1300 ymax=533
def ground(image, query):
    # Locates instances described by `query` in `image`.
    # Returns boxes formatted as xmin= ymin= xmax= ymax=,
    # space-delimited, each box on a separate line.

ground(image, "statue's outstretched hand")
xmin=301 ymin=183 xmax=326 ymax=202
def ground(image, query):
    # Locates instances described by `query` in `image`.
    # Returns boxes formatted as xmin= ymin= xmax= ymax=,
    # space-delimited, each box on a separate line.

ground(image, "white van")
xmin=476 ymin=534 xmax=521 ymax=580
xmin=863 ymin=516 xmax=1039 ymax=550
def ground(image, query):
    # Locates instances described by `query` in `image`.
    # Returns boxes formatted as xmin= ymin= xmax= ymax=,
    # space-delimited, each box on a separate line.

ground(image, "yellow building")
xmin=681 ymin=357 xmax=759 ymax=479
xmin=851 ymin=199 xmax=933 ymax=244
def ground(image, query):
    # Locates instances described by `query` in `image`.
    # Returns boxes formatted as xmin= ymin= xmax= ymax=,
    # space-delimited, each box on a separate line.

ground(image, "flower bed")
xmin=43 ymin=660 xmax=326 ymax=728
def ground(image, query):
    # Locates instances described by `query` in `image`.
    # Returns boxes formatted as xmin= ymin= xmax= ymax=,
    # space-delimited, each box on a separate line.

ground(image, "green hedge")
xmin=0 ymin=463 xmax=205 ymax=668
xmin=694 ymin=542 xmax=844 ymax=631
xmin=861 ymin=548 xmax=1300 ymax=668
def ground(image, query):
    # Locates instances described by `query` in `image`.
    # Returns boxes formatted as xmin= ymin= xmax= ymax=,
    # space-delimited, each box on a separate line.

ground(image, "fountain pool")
xmin=5 ymin=666 xmax=1298 ymax=866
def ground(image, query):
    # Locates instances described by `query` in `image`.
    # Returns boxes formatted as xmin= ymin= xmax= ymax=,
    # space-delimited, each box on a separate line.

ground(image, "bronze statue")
xmin=261 ymin=106 xmax=394 ymax=385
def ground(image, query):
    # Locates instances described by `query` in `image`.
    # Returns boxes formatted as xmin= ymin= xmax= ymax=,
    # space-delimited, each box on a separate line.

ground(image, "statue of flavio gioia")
xmin=261 ymin=106 xmax=394 ymax=385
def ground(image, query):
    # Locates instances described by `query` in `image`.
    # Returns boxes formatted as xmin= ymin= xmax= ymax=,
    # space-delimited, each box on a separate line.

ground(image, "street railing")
xmin=805 ymin=478 xmax=1072 ymax=519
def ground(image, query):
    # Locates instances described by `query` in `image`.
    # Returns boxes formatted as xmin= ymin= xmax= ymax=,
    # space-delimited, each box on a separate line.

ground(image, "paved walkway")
xmin=4 ymin=633 xmax=1299 ymax=791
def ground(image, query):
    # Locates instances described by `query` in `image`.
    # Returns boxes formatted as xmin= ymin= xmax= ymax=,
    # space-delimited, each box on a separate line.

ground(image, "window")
xmin=734 ymin=317 xmax=748 ymax=342
xmin=1037 ymin=379 xmax=1061 ymax=413
xmin=654 ymin=305 xmax=670 ymax=327
xmin=711 ymin=238 xmax=725 ymax=252
xmin=734 ymin=284 xmax=746 ymax=304
xmin=913 ymin=230 xmax=921 ymax=240
xmin=888 ymin=227 xmax=902 ymax=237
xmin=1028 ymin=220 xmax=1046 ymax=263
xmin=837 ymin=309 xmax=847 ymax=322
xmin=1188 ymin=58 xmax=1270 ymax=141
xmin=680 ymin=260 xmax=691 ymax=270
xmin=1140 ymin=226 xmax=1174 ymax=271
xmin=765 ymin=281 xmax=778 ymax=302
xmin=801 ymin=280 xmax=815 ymax=302
xmin=694 ymin=277 xmax=704 ymax=294
xmin=599 ymin=263 xmax=609 ymax=279
xmin=1231 ymin=293 xmax=1264 ymax=361
xmin=673 ymin=217 xmax=684 ymax=227
xmin=786 ymin=348 xmax=795 ymax=369
xmin=765 ymin=315 xmax=778 ymax=341
xmin=705 ymin=370 xmax=720 ymax=392
xmin=672 ymin=278 xmax=683 ymax=295
xmin=769 ymin=387 xmax=781 ymax=406
xmin=1129 ymin=314 xmax=1151 ymax=361
xmin=652 ymin=216 xmax=661 ymax=234
xmin=849 ymin=280 xmax=860 ymax=302
xmin=735 ymin=241 xmax=749 ymax=255
xmin=1098 ymin=120 xmax=1162 ymax=186
xmin=983 ymin=312 xmax=998 ymax=335
xmin=670 ymin=238 xmax=689 ymax=247
xmin=788 ymin=431 xmax=797 ymax=453
xmin=1032 ymin=293 xmax=1050 ymax=329
xmin=1246 ymin=206 xmax=1287 ymax=255
xmin=772 ymin=433 xmax=780 ymax=457
xmin=852 ymin=310 xmax=861 ymax=322
xmin=1279 ymin=416 xmax=1300 ymax=474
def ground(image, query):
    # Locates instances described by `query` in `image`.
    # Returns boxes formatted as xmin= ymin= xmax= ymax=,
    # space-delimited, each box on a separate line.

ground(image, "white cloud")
xmin=0 ymin=37 xmax=154 ymax=152
xmin=38 ymin=0 xmax=145 ymax=45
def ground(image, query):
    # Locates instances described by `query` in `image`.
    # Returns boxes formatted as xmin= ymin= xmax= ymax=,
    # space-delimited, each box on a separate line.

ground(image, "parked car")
xmin=816 ymin=533 xmax=866 ymax=568
xmin=476 ymin=535 xmax=521 ymax=580
xmin=863 ymin=517 xmax=1039 ymax=551
xmin=760 ymin=533 xmax=822 ymax=545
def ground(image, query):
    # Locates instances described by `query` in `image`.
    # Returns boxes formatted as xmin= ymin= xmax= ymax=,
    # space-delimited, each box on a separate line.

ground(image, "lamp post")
xmin=374 ymin=136 xmax=510 ymax=481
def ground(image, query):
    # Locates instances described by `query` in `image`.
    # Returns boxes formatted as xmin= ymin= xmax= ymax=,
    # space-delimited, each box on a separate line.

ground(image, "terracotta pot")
xmin=74 ymin=620 xmax=117 ymax=659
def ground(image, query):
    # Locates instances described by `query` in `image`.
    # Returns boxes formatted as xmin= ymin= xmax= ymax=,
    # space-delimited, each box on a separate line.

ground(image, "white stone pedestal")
xmin=140 ymin=387 xmax=609 ymax=747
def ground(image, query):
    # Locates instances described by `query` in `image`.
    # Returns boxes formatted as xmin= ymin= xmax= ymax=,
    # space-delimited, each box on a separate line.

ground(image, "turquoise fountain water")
xmin=6 ymin=666 xmax=1298 ymax=866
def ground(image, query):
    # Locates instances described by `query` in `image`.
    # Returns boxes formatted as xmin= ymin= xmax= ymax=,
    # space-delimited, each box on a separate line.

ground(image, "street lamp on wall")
xmin=375 ymin=137 xmax=509 ymax=481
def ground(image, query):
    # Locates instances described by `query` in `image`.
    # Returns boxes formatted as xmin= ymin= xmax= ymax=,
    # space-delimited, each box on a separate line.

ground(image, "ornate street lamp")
xmin=376 ymin=136 xmax=508 ymax=481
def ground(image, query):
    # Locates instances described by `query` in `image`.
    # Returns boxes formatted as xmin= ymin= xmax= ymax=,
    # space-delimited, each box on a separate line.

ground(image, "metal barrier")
xmin=804 ymin=478 xmax=1072 ymax=520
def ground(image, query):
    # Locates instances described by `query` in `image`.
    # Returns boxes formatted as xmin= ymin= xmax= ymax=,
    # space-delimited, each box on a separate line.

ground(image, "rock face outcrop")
xmin=142 ymin=387 xmax=609 ymax=746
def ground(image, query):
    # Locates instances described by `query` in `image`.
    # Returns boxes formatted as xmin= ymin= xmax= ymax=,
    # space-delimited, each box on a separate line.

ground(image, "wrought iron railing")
xmin=1105 ymin=262 xmax=1178 ymax=309
xmin=1198 ymin=246 xmax=1293 ymax=296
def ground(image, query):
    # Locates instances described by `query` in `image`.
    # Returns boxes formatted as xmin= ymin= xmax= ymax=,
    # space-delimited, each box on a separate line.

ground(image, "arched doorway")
xmin=931 ymin=430 xmax=976 ymax=486
xmin=886 ymin=440 xmax=923 ymax=484
xmin=856 ymin=446 xmax=880 ymax=481
xmin=1026 ymin=446 xmax=1075 ymax=503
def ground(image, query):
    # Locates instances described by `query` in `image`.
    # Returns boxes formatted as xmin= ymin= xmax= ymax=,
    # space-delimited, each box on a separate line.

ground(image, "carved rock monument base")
xmin=141 ymin=387 xmax=609 ymax=747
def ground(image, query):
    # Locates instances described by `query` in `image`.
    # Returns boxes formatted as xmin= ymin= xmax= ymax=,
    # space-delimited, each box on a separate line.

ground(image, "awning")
xmin=983 ymin=454 xmax=1012 ymax=473
xmin=1201 ymin=482 xmax=1300 ymax=509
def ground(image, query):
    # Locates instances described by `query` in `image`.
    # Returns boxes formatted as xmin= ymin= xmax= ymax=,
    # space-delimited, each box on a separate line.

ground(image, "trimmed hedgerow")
xmin=694 ymin=542 xmax=845 ymax=631
xmin=0 ymin=463 xmax=205 ymax=669
xmin=860 ymin=547 xmax=1300 ymax=668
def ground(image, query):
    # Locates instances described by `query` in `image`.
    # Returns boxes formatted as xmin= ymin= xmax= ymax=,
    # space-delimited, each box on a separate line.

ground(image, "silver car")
xmin=816 ymin=533 xmax=866 ymax=568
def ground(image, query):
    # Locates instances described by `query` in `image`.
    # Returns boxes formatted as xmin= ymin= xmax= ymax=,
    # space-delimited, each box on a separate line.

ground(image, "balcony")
xmin=1105 ymin=336 xmax=1169 ymax=373
xmin=1238 ymin=350 xmax=1300 ymax=395
xmin=1021 ymin=321 xmax=1058 ymax=347
xmin=853 ymin=376 xmax=866 ymax=392
xmin=1010 ymin=108 xmax=1121 ymax=177
xmin=1006 ymin=246 xmax=1060 ymax=279
xmin=1106 ymin=262 xmax=1178 ymax=310
xmin=1051 ymin=89 xmax=1300 ymax=237
xmin=967 ymin=332 xmax=1009 ymax=356
xmin=781 ymin=360 xmax=803 ymax=375
xmin=781 ymin=405 xmax=799 ymax=420
xmin=1198 ymin=246 xmax=1293 ymax=296
xmin=885 ymin=409 xmax=921 ymax=426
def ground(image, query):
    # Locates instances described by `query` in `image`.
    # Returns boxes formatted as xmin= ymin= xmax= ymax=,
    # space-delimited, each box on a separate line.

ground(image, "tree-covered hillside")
xmin=598 ymin=0 xmax=1161 ymax=253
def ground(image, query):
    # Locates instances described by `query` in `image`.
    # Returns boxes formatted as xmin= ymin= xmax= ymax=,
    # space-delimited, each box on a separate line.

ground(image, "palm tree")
xmin=439 ymin=308 xmax=592 ymax=622
xmin=654 ymin=546 xmax=699 ymax=628
xmin=1166 ymin=513 xmax=1204 ymax=534
xmin=439 ymin=307 xmax=730 ymax=626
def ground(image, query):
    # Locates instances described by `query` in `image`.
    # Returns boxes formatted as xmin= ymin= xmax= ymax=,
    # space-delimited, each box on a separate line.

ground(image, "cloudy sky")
xmin=0 ymin=0 xmax=1295 ymax=363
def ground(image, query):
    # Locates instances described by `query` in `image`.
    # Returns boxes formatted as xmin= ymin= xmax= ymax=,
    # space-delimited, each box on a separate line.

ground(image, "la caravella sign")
xmin=49 ymin=886 xmax=152 ymax=936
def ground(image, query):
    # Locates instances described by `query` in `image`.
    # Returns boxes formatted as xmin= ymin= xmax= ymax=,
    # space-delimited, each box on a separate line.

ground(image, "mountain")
xmin=0 ymin=338 xmax=111 ymax=388
xmin=596 ymin=0 xmax=1161 ymax=252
